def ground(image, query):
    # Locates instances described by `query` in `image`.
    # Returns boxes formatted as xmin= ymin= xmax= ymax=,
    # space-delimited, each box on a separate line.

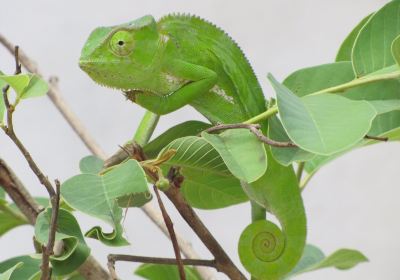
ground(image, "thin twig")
xmin=204 ymin=123 xmax=297 ymax=148
xmin=108 ymin=254 xmax=216 ymax=268
xmin=365 ymin=135 xmax=388 ymax=142
xmin=40 ymin=180 xmax=61 ymax=280
xmin=153 ymin=184 xmax=186 ymax=280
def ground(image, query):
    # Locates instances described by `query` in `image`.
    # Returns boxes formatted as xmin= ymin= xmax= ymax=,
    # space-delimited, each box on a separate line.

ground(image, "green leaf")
xmin=268 ymin=116 xmax=315 ymax=166
xmin=286 ymin=244 xmax=325 ymax=278
xmin=392 ymin=34 xmax=400 ymax=66
xmin=117 ymin=192 xmax=152 ymax=208
xmin=270 ymin=74 xmax=376 ymax=155
xmin=85 ymin=223 xmax=128 ymax=246
xmin=0 ymin=256 xmax=40 ymax=280
xmin=367 ymin=100 xmax=400 ymax=114
xmin=160 ymin=136 xmax=248 ymax=209
xmin=135 ymin=264 xmax=201 ymax=280
xmin=144 ymin=121 xmax=211 ymax=158
xmin=0 ymin=199 xmax=28 ymax=236
xmin=310 ymin=249 xmax=368 ymax=271
xmin=286 ymin=245 xmax=367 ymax=278
xmin=0 ymin=74 xmax=48 ymax=100
xmin=0 ymin=75 xmax=30 ymax=95
xmin=34 ymin=208 xmax=90 ymax=275
xmin=79 ymin=155 xmax=104 ymax=174
xmin=336 ymin=14 xmax=373 ymax=62
xmin=352 ymin=0 xmax=400 ymax=77
xmin=61 ymin=160 xmax=148 ymax=245
xmin=0 ymin=263 xmax=22 ymax=280
xmin=283 ymin=62 xmax=400 ymax=174
xmin=0 ymin=188 xmax=5 ymax=199
xmin=201 ymin=129 xmax=267 ymax=183
xmin=20 ymin=76 xmax=48 ymax=99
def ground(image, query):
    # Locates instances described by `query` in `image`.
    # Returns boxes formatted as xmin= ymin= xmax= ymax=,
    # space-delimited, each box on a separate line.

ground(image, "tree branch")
xmin=108 ymin=254 xmax=216 ymax=268
xmin=153 ymin=184 xmax=186 ymax=280
xmin=164 ymin=175 xmax=247 ymax=280
xmin=40 ymin=180 xmax=61 ymax=280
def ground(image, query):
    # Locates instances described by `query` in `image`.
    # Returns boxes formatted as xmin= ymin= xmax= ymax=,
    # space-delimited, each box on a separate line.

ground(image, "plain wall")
xmin=1 ymin=0 xmax=399 ymax=279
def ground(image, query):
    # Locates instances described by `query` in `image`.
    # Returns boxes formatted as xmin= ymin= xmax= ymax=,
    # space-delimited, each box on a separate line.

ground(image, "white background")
xmin=1 ymin=0 xmax=399 ymax=279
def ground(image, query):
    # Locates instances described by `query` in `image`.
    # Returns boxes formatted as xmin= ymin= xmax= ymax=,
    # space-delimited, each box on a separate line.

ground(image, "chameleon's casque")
xmin=80 ymin=14 xmax=306 ymax=280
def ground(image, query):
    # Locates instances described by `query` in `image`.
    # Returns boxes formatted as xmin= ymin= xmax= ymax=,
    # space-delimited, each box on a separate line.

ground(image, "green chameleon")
xmin=79 ymin=14 xmax=306 ymax=280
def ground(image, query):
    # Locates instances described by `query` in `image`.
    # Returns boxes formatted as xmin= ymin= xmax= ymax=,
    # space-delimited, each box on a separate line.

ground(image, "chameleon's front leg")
xmin=134 ymin=60 xmax=218 ymax=115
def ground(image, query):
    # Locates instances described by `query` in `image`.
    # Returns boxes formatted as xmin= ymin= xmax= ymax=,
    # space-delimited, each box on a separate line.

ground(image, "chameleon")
xmin=79 ymin=14 xmax=306 ymax=279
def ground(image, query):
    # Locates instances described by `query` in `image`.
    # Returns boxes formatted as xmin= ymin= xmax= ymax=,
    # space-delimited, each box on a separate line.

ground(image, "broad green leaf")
xmin=21 ymin=76 xmax=48 ymax=99
xmin=0 ymin=199 xmax=28 ymax=236
xmin=0 ymin=75 xmax=30 ymax=96
xmin=286 ymin=245 xmax=367 ymax=278
xmin=0 ymin=74 xmax=48 ymax=100
xmin=392 ymin=35 xmax=400 ymax=66
xmin=61 ymin=159 xmax=148 ymax=245
xmin=286 ymin=244 xmax=325 ymax=278
xmin=79 ymin=155 xmax=104 ymax=174
xmin=78 ymin=156 xmax=152 ymax=208
xmin=270 ymin=74 xmax=376 ymax=155
xmin=34 ymin=208 xmax=90 ymax=275
xmin=309 ymin=249 xmax=368 ymax=271
xmin=368 ymin=100 xmax=400 ymax=114
xmin=0 ymin=263 xmax=22 ymax=280
xmin=268 ymin=116 xmax=315 ymax=166
xmin=117 ymin=192 xmax=152 ymax=208
xmin=283 ymin=62 xmax=400 ymax=173
xmin=201 ymin=129 xmax=267 ymax=183
xmin=135 ymin=264 xmax=201 ymax=280
xmin=352 ymin=0 xmax=400 ymax=77
xmin=0 ymin=257 xmax=40 ymax=280
xmin=159 ymin=136 xmax=248 ymax=209
xmin=144 ymin=121 xmax=211 ymax=158
xmin=336 ymin=14 xmax=373 ymax=62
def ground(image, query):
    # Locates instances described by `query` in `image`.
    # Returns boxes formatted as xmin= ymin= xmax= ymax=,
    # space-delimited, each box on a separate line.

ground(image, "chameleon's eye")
xmin=110 ymin=30 xmax=135 ymax=56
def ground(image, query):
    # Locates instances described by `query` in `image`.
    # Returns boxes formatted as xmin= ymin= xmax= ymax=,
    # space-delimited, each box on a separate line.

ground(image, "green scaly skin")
xmin=79 ymin=14 xmax=306 ymax=279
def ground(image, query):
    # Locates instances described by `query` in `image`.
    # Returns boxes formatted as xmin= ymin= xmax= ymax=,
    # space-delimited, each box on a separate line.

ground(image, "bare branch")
xmin=153 ymin=184 xmax=186 ymax=280
xmin=108 ymin=254 xmax=216 ymax=268
xmin=40 ymin=180 xmax=61 ymax=280
xmin=365 ymin=135 xmax=388 ymax=142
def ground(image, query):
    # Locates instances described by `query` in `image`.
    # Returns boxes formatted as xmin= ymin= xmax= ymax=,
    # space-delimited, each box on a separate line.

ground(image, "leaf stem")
xmin=133 ymin=110 xmax=160 ymax=146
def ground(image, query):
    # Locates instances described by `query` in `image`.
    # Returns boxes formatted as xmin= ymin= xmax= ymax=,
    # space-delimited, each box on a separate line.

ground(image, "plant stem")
xmin=133 ymin=110 xmax=160 ymax=146
xmin=243 ymin=106 xmax=278 ymax=125
xmin=296 ymin=162 xmax=305 ymax=182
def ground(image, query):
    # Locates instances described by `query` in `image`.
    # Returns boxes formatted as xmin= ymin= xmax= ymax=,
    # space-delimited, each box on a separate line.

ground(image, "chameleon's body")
xmin=80 ymin=15 xmax=306 ymax=279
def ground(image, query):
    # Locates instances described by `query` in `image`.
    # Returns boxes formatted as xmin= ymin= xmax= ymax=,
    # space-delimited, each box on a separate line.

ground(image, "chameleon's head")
xmin=79 ymin=15 xmax=161 ymax=90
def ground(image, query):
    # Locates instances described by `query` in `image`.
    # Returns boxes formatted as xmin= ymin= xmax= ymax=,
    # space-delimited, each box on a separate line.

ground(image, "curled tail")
xmin=240 ymin=151 xmax=307 ymax=279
